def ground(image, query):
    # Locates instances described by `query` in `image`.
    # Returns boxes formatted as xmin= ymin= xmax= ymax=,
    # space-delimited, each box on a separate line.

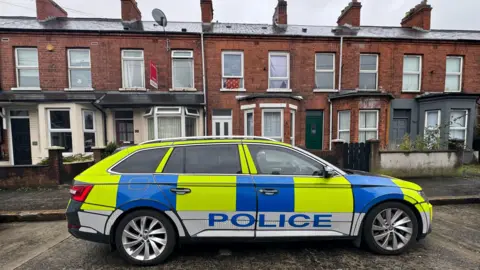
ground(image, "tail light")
xmin=70 ymin=185 xmax=93 ymax=202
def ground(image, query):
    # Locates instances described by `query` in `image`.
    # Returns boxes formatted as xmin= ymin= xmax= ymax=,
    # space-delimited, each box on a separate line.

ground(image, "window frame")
xmin=445 ymin=56 xmax=463 ymax=93
xmin=358 ymin=110 xmax=379 ymax=143
xmin=14 ymin=47 xmax=40 ymax=90
xmin=402 ymin=55 xmax=422 ymax=92
xmin=338 ymin=110 xmax=351 ymax=143
xmin=314 ymin=53 xmax=335 ymax=91
xmin=424 ymin=110 xmax=441 ymax=132
xmin=268 ymin=52 xmax=291 ymax=92
xmin=83 ymin=110 xmax=96 ymax=153
xmin=359 ymin=54 xmax=379 ymax=91
xmin=171 ymin=50 xmax=195 ymax=90
xmin=221 ymin=51 xmax=245 ymax=91
xmin=47 ymin=108 xmax=72 ymax=153
xmin=449 ymin=110 xmax=468 ymax=142
xmin=121 ymin=49 xmax=145 ymax=89
xmin=290 ymin=110 xmax=296 ymax=146
xmin=244 ymin=109 xmax=254 ymax=136
xmin=262 ymin=108 xmax=284 ymax=142
xmin=67 ymin=49 xmax=92 ymax=90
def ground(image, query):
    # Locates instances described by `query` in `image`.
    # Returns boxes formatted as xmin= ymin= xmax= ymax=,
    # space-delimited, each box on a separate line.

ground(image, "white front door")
xmin=212 ymin=117 xmax=232 ymax=136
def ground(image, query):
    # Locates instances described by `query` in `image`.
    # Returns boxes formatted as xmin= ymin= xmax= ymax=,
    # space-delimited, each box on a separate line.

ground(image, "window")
xmin=315 ymin=53 xmax=335 ymax=90
xmin=48 ymin=110 xmax=72 ymax=152
xmin=146 ymin=107 xmax=199 ymax=139
xmin=403 ymin=55 xmax=422 ymax=92
xmin=359 ymin=54 xmax=378 ymax=90
xmin=290 ymin=110 xmax=296 ymax=145
xmin=172 ymin=50 xmax=194 ymax=89
xmin=445 ymin=56 xmax=463 ymax=92
xmin=449 ymin=110 xmax=468 ymax=141
xmin=111 ymin=148 xmax=168 ymax=173
xmin=338 ymin=111 xmax=351 ymax=143
xmin=122 ymin=50 xmax=145 ymax=89
xmin=115 ymin=111 xmax=134 ymax=144
xmin=248 ymin=144 xmax=324 ymax=176
xmin=244 ymin=110 xmax=254 ymax=136
xmin=262 ymin=110 xmax=283 ymax=141
xmin=164 ymin=145 xmax=242 ymax=174
xmin=425 ymin=110 xmax=441 ymax=145
xmin=222 ymin=51 xmax=244 ymax=90
xmin=83 ymin=111 xmax=96 ymax=152
xmin=268 ymin=52 xmax=290 ymax=90
xmin=359 ymin=110 xmax=378 ymax=143
xmin=15 ymin=48 xmax=40 ymax=88
xmin=68 ymin=49 xmax=92 ymax=89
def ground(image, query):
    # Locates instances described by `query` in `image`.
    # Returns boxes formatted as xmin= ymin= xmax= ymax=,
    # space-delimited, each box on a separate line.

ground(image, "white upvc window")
xmin=449 ymin=110 xmax=468 ymax=141
xmin=359 ymin=110 xmax=378 ymax=143
xmin=290 ymin=110 xmax=296 ymax=146
xmin=268 ymin=52 xmax=290 ymax=91
xmin=425 ymin=110 xmax=441 ymax=146
xmin=338 ymin=110 xmax=351 ymax=143
xmin=445 ymin=56 xmax=463 ymax=92
xmin=262 ymin=109 xmax=283 ymax=142
xmin=121 ymin=50 xmax=145 ymax=89
xmin=48 ymin=109 xmax=72 ymax=153
xmin=172 ymin=50 xmax=194 ymax=90
xmin=14 ymin=48 xmax=40 ymax=89
xmin=315 ymin=53 xmax=335 ymax=90
xmin=244 ymin=110 xmax=254 ymax=136
xmin=402 ymin=55 xmax=422 ymax=92
xmin=222 ymin=51 xmax=244 ymax=91
xmin=83 ymin=110 xmax=96 ymax=153
xmin=67 ymin=49 xmax=92 ymax=90
xmin=146 ymin=107 xmax=199 ymax=140
xmin=359 ymin=54 xmax=378 ymax=91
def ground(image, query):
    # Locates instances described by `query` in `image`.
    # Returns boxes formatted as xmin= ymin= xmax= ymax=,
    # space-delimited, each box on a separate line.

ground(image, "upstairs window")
xmin=445 ymin=56 xmax=463 ymax=92
xmin=359 ymin=54 xmax=378 ymax=90
xmin=315 ymin=53 xmax=335 ymax=90
xmin=269 ymin=52 xmax=290 ymax=90
xmin=402 ymin=55 xmax=422 ymax=92
xmin=68 ymin=49 xmax=92 ymax=89
xmin=172 ymin=50 xmax=194 ymax=89
xmin=15 ymin=48 xmax=40 ymax=88
xmin=222 ymin=51 xmax=244 ymax=90
xmin=122 ymin=50 xmax=145 ymax=89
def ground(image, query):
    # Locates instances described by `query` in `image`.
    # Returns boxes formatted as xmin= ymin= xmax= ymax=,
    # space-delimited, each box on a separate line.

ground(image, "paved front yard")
xmin=1 ymin=205 xmax=479 ymax=270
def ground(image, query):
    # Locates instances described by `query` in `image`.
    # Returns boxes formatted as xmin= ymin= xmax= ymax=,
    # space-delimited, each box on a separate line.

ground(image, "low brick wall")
xmin=62 ymin=161 xmax=93 ymax=184
xmin=0 ymin=165 xmax=57 ymax=189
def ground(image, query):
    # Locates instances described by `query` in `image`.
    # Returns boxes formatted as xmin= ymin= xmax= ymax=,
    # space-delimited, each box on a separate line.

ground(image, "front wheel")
xmin=363 ymin=202 xmax=418 ymax=255
xmin=115 ymin=210 xmax=176 ymax=266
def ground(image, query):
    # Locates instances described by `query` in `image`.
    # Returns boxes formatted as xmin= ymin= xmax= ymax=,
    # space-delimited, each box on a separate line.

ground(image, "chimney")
xmin=121 ymin=0 xmax=142 ymax=22
xmin=337 ymin=0 xmax=362 ymax=27
xmin=401 ymin=0 xmax=432 ymax=31
xmin=273 ymin=0 xmax=288 ymax=26
xmin=201 ymin=0 xmax=214 ymax=24
xmin=35 ymin=0 xmax=67 ymax=22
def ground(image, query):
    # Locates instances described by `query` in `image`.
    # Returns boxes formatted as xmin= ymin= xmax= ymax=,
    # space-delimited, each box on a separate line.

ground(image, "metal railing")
xmin=139 ymin=136 xmax=277 ymax=145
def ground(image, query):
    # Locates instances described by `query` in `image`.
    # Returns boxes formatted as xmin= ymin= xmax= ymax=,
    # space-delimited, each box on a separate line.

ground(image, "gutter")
xmin=201 ymin=32 xmax=208 ymax=136
xmin=92 ymin=94 xmax=108 ymax=146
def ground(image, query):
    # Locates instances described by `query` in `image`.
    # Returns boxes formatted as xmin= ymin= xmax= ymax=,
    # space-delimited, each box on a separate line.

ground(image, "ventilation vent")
xmin=226 ymin=25 xmax=232 ymax=29
xmin=302 ymin=28 xmax=308 ymax=33
xmin=1 ymin=38 xmax=9 ymax=42
xmin=262 ymin=26 xmax=267 ymax=30
xmin=181 ymin=28 xmax=187 ymax=32
xmin=91 ymin=42 xmax=99 ymax=46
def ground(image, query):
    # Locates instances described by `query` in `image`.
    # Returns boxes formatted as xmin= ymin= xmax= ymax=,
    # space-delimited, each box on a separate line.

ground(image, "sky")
xmin=0 ymin=0 xmax=478 ymax=30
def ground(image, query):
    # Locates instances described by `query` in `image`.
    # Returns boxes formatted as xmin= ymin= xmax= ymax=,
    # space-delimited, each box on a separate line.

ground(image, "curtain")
xmin=270 ymin=55 xmax=287 ymax=77
xmin=339 ymin=111 xmax=350 ymax=130
xmin=264 ymin=112 xmax=281 ymax=138
xmin=124 ymin=60 xmax=143 ymax=88
xmin=360 ymin=112 xmax=376 ymax=129
xmin=426 ymin=112 xmax=439 ymax=128
xmin=147 ymin=118 xmax=154 ymax=140
xmin=173 ymin=59 xmax=193 ymax=88
xmin=403 ymin=74 xmax=419 ymax=90
xmin=403 ymin=57 xmax=419 ymax=72
xmin=185 ymin=117 xmax=197 ymax=137
xmin=445 ymin=75 xmax=460 ymax=91
xmin=339 ymin=131 xmax=350 ymax=143
xmin=158 ymin=117 xmax=181 ymax=139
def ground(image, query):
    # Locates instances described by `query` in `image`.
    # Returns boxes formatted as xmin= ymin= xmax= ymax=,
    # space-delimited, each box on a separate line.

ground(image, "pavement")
xmin=0 ymin=204 xmax=478 ymax=270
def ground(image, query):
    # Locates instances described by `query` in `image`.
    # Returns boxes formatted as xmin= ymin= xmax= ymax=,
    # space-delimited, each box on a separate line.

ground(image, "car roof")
xmin=134 ymin=139 xmax=291 ymax=150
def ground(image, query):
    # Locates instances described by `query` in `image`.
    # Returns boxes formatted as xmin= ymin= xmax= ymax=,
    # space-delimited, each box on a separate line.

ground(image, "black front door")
xmin=11 ymin=118 xmax=32 ymax=165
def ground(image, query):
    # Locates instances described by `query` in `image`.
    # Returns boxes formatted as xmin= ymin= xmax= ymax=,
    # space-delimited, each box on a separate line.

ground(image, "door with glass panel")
xmin=212 ymin=109 xmax=232 ymax=137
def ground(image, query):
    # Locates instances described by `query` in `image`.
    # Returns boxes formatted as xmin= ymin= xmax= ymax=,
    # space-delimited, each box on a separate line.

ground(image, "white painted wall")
xmin=380 ymin=152 xmax=458 ymax=170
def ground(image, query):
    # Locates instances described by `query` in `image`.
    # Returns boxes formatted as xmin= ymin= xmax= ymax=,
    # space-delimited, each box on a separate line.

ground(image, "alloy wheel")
xmin=372 ymin=208 xmax=413 ymax=251
xmin=121 ymin=216 xmax=167 ymax=261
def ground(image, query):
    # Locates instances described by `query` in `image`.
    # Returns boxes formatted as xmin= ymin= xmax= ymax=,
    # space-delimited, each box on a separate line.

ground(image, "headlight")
xmin=418 ymin=190 xmax=429 ymax=202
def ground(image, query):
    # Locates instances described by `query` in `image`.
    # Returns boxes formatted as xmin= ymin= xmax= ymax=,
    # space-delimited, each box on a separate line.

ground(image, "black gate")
xmin=342 ymin=142 xmax=371 ymax=172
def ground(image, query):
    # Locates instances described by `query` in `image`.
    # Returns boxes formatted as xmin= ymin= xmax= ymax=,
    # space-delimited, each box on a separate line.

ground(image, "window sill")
xmin=220 ymin=88 xmax=246 ymax=92
xmin=313 ymin=89 xmax=338 ymax=93
xmin=401 ymin=90 xmax=421 ymax=93
xmin=358 ymin=89 xmax=379 ymax=92
xmin=169 ymin=88 xmax=198 ymax=92
xmin=444 ymin=90 xmax=463 ymax=93
xmin=64 ymin=88 xmax=95 ymax=91
xmin=119 ymin=88 xmax=147 ymax=91
xmin=11 ymin=87 xmax=41 ymax=91
xmin=266 ymin=88 xmax=292 ymax=93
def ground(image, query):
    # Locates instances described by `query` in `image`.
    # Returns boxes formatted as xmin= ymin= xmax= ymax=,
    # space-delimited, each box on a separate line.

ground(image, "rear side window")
xmin=111 ymin=148 xmax=168 ymax=173
xmin=163 ymin=144 xmax=241 ymax=174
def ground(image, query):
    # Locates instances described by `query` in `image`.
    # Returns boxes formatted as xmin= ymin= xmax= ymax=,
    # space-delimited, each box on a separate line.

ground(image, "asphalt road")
xmin=1 ymin=205 xmax=479 ymax=270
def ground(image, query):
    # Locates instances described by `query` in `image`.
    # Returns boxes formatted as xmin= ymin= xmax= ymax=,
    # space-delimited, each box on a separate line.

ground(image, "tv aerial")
xmin=152 ymin=9 xmax=170 ymax=51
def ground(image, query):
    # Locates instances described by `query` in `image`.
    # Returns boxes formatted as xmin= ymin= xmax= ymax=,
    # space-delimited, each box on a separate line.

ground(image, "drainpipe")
xmin=330 ymin=36 xmax=344 ymax=150
xmin=201 ymin=32 xmax=208 ymax=136
xmin=92 ymin=95 xmax=108 ymax=146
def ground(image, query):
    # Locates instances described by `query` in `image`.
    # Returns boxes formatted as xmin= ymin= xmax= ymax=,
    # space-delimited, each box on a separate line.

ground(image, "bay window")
xmin=268 ymin=52 xmax=290 ymax=90
xmin=222 ymin=51 xmax=244 ymax=90
xmin=48 ymin=109 xmax=72 ymax=152
xmin=244 ymin=110 xmax=254 ymax=136
xmin=145 ymin=107 xmax=199 ymax=140
xmin=262 ymin=109 xmax=283 ymax=141
xmin=122 ymin=50 xmax=145 ymax=89
xmin=338 ymin=111 xmax=351 ymax=143
xmin=290 ymin=110 xmax=296 ymax=145
xmin=172 ymin=50 xmax=194 ymax=89
xmin=359 ymin=110 xmax=378 ymax=143
xmin=449 ymin=110 xmax=468 ymax=141
xmin=15 ymin=48 xmax=40 ymax=89
xmin=83 ymin=110 xmax=96 ymax=152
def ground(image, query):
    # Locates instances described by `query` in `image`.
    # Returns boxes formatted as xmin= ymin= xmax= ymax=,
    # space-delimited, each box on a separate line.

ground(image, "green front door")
xmin=305 ymin=111 xmax=323 ymax=150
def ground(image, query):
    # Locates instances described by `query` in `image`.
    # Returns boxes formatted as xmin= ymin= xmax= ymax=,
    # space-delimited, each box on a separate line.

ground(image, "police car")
xmin=66 ymin=136 xmax=432 ymax=266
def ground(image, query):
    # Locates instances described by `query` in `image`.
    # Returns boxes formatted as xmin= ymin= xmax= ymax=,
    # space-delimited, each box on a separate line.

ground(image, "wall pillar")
xmin=332 ymin=139 xmax=345 ymax=169
xmin=449 ymin=139 xmax=465 ymax=168
xmin=92 ymin=147 xmax=106 ymax=164
xmin=369 ymin=139 xmax=381 ymax=172
xmin=47 ymin=146 xmax=64 ymax=185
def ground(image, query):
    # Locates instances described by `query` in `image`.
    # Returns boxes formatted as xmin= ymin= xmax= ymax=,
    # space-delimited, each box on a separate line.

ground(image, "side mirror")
xmin=322 ymin=166 xmax=334 ymax=178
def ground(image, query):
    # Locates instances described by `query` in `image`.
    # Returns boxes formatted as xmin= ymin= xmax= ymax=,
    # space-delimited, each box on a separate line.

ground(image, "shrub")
xmin=102 ymin=142 xmax=118 ymax=159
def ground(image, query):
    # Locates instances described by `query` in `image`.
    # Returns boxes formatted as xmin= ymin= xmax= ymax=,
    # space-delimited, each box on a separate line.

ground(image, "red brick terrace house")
xmin=0 ymin=0 xmax=479 ymax=166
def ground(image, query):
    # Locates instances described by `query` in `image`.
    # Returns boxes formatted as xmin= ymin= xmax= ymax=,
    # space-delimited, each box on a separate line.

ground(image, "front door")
xmin=305 ymin=111 xmax=323 ymax=149
xmin=11 ymin=118 xmax=32 ymax=165
xmin=392 ymin=118 xmax=409 ymax=146
xmin=212 ymin=118 xmax=232 ymax=136
xmin=244 ymin=143 xmax=353 ymax=237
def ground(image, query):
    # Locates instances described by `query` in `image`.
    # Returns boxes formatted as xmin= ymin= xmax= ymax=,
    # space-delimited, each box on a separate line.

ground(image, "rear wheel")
xmin=363 ymin=202 xmax=418 ymax=255
xmin=115 ymin=210 xmax=176 ymax=266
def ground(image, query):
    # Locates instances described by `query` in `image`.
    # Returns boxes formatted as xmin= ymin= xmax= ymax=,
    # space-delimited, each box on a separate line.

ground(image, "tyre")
xmin=115 ymin=210 xmax=176 ymax=266
xmin=363 ymin=201 xmax=418 ymax=255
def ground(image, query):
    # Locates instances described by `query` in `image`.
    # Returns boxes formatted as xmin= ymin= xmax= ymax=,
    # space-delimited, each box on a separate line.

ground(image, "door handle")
xmin=259 ymin=188 xmax=279 ymax=196
xmin=170 ymin=188 xmax=191 ymax=195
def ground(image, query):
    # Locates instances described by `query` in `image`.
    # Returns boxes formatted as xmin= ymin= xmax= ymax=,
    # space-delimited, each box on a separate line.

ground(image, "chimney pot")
xmin=401 ymin=1 xmax=432 ymax=31
xmin=201 ymin=0 xmax=214 ymax=24
xmin=337 ymin=1 xmax=362 ymax=27
xmin=121 ymin=0 xmax=142 ymax=22
xmin=35 ymin=0 xmax=68 ymax=22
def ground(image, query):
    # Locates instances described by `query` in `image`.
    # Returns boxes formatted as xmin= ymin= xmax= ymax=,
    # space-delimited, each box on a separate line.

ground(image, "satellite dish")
xmin=152 ymin=9 xmax=168 ymax=27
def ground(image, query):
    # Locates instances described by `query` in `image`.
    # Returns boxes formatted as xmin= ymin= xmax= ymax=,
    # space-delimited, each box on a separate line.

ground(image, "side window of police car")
xmin=248 ymin=144 xmax=324 ymax=176
xmin=164 ymin=144 xmax=242 ymax=174
xmin=111 ymin=148 xmax=168 ymax=173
